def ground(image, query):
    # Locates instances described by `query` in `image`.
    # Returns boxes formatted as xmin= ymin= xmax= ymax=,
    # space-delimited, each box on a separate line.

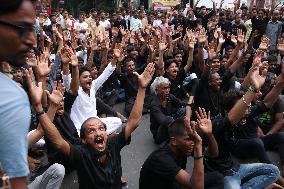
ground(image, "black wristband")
xmin=36 ymin=110 xmax=45 ymax=117
xmin=186 ymin=103 xmax=192 ymax=107
xmin=194 ymin=155 xmax=204 ymax=160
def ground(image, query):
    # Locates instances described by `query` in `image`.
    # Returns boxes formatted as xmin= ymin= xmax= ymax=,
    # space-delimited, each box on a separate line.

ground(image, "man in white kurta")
xmin=70 ymin=63 xmax=122 ymax=135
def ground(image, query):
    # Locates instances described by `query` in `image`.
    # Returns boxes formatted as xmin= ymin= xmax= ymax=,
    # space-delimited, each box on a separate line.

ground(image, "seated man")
xmin=27 ymin=63 xmax=155 ymax=189
xmin=149 ymin=76 xmax=189 ymax=144
xmin=116 ymin=58 xmax=152 ymax=116
xmin=205 ymin=61 xmax=282 ymax=188
xmin=140 ymin=106 xmax=224 ymax=189
xmin=68 ymin=53 xmax=122 ymax=135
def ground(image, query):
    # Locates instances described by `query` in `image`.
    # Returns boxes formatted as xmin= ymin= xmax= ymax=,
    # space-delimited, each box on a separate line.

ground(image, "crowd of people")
xmin=3 ymin=0 xmax=284 ymax=188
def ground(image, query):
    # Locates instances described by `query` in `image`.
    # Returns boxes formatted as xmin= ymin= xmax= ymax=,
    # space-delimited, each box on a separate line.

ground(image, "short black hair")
xmin=79 ymin=66 xmax=91 ymax=76
xmin=80 ymin=117 xmax=107 ymax=139
xmin=168 ymin=118 xmax=186 ymax=137
xmin=164 ymin=59 xmax=177 ymax=70
xmin=223 ymin=89 xmax=244 ymax=111
xmin=0 ymin=0 xmax=23 ymax=15
xmin=123 ymin=57 xmax=135 ymax=67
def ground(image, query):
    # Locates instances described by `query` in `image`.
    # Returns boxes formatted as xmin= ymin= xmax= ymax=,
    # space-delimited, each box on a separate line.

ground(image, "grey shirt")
xmin=266 ymin=20 xmax=283 ymax=51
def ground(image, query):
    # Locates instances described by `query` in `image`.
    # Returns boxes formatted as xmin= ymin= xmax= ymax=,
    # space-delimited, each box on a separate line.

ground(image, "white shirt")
xmin=74 ymin=21 xmax=89 ymax=40
xmin=153 ymin=19 xmax=162 ymax=28
xmin=70 ymin=63 xmax=115 ymax=131
xmin=129 ymin=16 xmax=143 ymax=31
xmin=99 ymin=20 xmax=111 ymax=29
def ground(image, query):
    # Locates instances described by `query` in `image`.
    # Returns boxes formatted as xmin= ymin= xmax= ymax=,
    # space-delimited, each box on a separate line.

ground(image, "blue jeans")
xmin=224 ymin=163 xmax=280 ymax=189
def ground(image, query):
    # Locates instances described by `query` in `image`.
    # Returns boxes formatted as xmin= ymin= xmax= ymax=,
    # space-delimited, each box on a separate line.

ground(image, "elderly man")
xmin=0 ymin=0 xmax=37 ymax=188
xmin=149 ymin=76 xmax=190 ymax=144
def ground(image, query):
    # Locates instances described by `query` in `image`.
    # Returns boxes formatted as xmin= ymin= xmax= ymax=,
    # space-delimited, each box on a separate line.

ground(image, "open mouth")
xmin=86 ymin=81 xmax=92 ymax=87
xmin=95 ymin=136 xmax=105 ymax=149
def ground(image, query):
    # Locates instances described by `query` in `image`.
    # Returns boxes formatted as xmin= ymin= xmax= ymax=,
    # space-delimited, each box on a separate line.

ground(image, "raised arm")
xmin=196 ymin=108 xmax=218 ymax=157
xmin=184 ymin=29 xmax=196 ymax=73
xmin=157 ymin=41 xmax=167 ymax=76
xmin=228 ymin=64 xmax=267 ymax=125
xmin=26 ymin=68 xmax=71 ymax=156
xmin=263 ymin=64 xmax=284 ymax=108
xmin=124 ymin=63 xmax=155 ymax=139
xmin=175 ymin=117 xmax=204 ymax=189
xmin=28 ymin=88 xmax=63 ymax=147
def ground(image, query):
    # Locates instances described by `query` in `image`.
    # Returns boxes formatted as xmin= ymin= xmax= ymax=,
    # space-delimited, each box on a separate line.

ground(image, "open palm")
xmin=196 ymin=108 xmax=212 ymax=135
xmin=134 ymin=63 xmax=155 ymax=88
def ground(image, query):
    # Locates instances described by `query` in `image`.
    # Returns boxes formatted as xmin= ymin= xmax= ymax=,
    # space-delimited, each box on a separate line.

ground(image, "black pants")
xmin=231 ymin=133 xmax=284 ymax=164
xmin=204 ymin=171 xmax=224 ymax=189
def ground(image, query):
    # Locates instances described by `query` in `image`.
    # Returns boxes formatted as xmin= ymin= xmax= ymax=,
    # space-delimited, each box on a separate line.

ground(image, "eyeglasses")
xmin=0 ymin=20 xmax=35 ymax=40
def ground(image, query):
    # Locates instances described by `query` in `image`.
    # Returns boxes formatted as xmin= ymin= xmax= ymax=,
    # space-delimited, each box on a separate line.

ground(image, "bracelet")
xmin=194 ymin=155 xmax=204 ymax=160
xmin=186 ymin=103 xmax=192 ymax=107
xmin=247 ymin=85 xmax=255 ymax=93
xmin=242 ymin=96 xmax=251 ymax=108
xmin=35 ymin=110 xmax=45 ymax=117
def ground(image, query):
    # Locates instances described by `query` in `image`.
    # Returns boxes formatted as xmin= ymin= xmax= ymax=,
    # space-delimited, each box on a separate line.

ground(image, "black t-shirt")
xmin=194 ymin=71 xmax=234 ymax=118
xmin=69 ymin=128 xmax=130 ymax=189
xmin=150 ymin=94 xmax=186 ymax=137
xmin=229 ymin=101 xmax=268 ymax=141
xmin=257 ymin=97 xmax=284 ymax=134
xmin=204 ymin=116 xmax=237 ymax=174
xmin=164 ymin=67 xmax=187 ymax=99
xmin=139 ymin=144 xmax=187 ymax=189
xmin=46 ymin=92 xmax=80 ymax=167
xmin=118 ymin=73 xmax=138 ymax=99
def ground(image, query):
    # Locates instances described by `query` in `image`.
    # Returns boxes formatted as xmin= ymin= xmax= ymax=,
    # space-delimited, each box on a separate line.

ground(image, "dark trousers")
xmin=231 ymin=133 xmax=284 ymax=164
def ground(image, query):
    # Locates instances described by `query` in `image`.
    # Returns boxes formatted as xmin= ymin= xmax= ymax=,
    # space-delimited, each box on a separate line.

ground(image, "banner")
xmin=152 ymin=0 xmax=181 ymax=10
xmin=195 ymin=0 xmax=247 ymax=9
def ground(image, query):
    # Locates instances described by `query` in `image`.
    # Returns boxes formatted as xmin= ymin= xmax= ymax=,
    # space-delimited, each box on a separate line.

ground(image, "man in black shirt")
xmin=28 ymin=63 xmax=156 ymax=189
xmin=117 ymin=58 xmax=152 ymax=115
xmin=205 ymin=62 xmax=282 ymax=188
xmin=149 ymin=76 xmax=188 ymax=144
xmin=140 ymin=107 xmax=223 ymax=189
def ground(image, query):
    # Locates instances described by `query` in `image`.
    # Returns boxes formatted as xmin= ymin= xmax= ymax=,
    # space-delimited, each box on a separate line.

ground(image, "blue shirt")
xmin=0 ymin=73 xmax=30 ymax=178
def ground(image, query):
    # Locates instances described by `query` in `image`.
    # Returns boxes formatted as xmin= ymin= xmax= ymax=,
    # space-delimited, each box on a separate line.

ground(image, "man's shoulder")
xmin=0 ymin=73 xmax=29 ymax=105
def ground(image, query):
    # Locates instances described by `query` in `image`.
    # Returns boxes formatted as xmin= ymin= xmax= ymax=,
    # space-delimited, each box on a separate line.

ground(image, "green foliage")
xmin=51 ymin=0 xmax=117 ymax=15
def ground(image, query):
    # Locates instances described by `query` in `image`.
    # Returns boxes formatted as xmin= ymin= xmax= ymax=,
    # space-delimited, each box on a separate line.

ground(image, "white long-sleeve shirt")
xmin=70 ymin=63 xmax=115 ymax=131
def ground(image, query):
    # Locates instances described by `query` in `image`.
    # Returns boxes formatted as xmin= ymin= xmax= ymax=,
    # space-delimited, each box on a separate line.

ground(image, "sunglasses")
xmin=0 ymin=20 xmax=35 ymax=40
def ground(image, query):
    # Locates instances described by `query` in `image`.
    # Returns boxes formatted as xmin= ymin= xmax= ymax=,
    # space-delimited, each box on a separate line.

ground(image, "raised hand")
xmin=66 ymin=47 xmax=78 ymax=66
xmin=133 ymin=62 xmax=155 ymax=89
xmin=26 ymin=50 xmax=37 ymax=66
xmin=25 ymin=68 xmax=43 ymax=106
xmin=159 ymin=41 xmax=168 ymax=51
xmin=113 ymin=48 xmax=122 ymax=59
xmin=237 ymin=29 xmax=245 ymax=44
xmin=36 ymin=53 xmax=53 ymax=77
xmin=259 ymin=35 xmax=270 ymax=50
xmin=198 ymin=28 xmax=208 ymax=44
xmin=250 ymin=63 xmax=267 ymax=91
xmin=277 ymin=36 xmax=284 ymax=53
xmin=195 ymin=108 xmax=212 ymax=135
xmin=218 ymin=33 xmax=225 ymax=44
xmin=208 ymin=41 xmax=217 ymax=60
xmin=184 ymin=117 xmax=202 ymax=145
xmin=230 ymin=34 xmax=237 ymax=45
xmin=59 ymin=47 xmax=71 ymax=64
xmin=46 ymin=87 xmax=63 ymax=106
